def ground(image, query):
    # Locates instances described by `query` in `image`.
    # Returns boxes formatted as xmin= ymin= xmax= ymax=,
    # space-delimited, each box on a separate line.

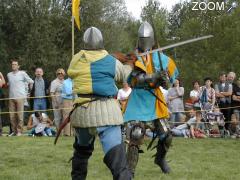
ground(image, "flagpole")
xmin=72 ymin=16 xmax=74 ymax=57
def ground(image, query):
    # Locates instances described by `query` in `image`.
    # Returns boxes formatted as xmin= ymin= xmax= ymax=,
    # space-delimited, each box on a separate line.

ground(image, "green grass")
xmin=0 ymin=136 xmax=239 ymax=180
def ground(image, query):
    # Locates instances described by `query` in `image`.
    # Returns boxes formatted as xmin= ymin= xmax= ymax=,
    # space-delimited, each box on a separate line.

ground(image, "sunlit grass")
xmin=0 ymin=136 xmax=239 ymax=180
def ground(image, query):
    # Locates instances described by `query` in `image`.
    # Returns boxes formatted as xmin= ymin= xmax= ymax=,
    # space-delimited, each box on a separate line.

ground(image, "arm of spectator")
xmin=0 ymin=72 xmax=6 ymax=87
xmin=27 ymin=116 xmax=34 ymax=130
xmin=47 ymin=117 xmax=53 ymax=126
xmin=211 ymin=89 xmax=216 ymax=108
xmin=214 ymin=84 xmax=222 ymax=97
xmin=23 ymin=71 xmax=34 ymax=90
xmin=190 ymin=126 xmax=195 ymax=138
xmin=176 ymin=87 xmax=184 ymax=97
xmin=50 ymin=81 xmax=58 ymax=107
xmin=168 ymin=96 xmax=178 ymax=101
xmin=220 ymin=85 xmax=232 ymax=97
xmin=232 ymin=95 xmax=240 ymax=102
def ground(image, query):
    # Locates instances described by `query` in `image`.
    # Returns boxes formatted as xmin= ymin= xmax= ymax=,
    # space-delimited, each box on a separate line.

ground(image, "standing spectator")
xmin=61 ymin=77 xmax=74 ymax=136
xmin=232 ymin=77 xmax=240 ymax=120
xmin=0 ymin=72 xmax=6 ymax=136
xmin=117 ymin=82 xmax=132 ymax=109
xmin=189 ymin=80 xmax=201 ymax=108
xmin=30 ymin=67 xmax=50 ymax=111
xmin=7 ymin=60 xmax=33 ymax=136
xmin=215 ymin=72 xmax=232 ymax=129
xmin=199 ymin=77 xmax=216 ymax=111
xmin=168 ymin=78 xmax=185 ymax=126
xmin=50 ymin=68 xmax=65 ymax=131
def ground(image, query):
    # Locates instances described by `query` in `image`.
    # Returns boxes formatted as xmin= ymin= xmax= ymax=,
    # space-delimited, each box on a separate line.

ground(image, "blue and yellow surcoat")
xmin=68 ymin=50 xmax=118 ymax=104
xmin=124 ymin=52 xmax=179 ymax=122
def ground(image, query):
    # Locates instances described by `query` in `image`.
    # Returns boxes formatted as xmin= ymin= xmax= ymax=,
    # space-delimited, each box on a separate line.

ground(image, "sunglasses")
xmin=57 ymin=73 xmax=63 ymax=75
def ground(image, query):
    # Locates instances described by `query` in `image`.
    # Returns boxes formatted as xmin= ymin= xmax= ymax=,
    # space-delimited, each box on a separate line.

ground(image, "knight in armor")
xmin=67 ymin=27 xmax=133 ymax=180
xmin=123 ymin=21 xmax=179 ymax=176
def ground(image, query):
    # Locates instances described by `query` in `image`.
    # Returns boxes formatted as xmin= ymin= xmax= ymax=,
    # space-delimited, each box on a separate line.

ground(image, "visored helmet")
xmin=137 ymin=21 xmax=155 ymax=51
xmin=83 ymin=27 xmax=104 ymax=50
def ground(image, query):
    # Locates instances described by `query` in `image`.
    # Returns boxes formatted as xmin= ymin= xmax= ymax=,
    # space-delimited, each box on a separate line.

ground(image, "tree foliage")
xmin=0 ymin=0 xmax=240 ymax=94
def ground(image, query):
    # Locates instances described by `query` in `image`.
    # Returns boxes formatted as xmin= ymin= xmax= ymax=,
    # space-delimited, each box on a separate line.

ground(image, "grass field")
xmin=0 ymin=136 xmax=239 ymax=180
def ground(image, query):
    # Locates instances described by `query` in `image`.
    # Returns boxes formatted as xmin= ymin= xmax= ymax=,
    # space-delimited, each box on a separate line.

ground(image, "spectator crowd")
xmin=0 ymin=59 xmax=239 ymax=139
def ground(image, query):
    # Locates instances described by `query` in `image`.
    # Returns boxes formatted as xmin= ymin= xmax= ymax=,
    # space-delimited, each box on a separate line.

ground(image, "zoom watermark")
xmin=192 ymin=1 xmax=225 ymax=11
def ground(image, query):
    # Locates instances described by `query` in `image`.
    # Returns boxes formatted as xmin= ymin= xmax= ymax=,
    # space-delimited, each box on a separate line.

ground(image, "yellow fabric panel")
xmin=154 ymin=88 xmax=169 ymax=118
xmin=167 ymin=57 xmax=177 ymax=77
xmin=145 ymin=54 xmax=154 ymax=74
xmin=139 ymin=54 xmax=169 ymax=119
xmin=67 ymin=50 xmax=109 ymax=104
xmin=135 ymin=60 xmax=146 ymax=72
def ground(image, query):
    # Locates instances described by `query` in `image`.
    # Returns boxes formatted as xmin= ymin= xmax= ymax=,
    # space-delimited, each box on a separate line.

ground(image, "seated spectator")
xmin=171 ymin=108 xmax=206 ymax=138
xmin=117 ymin=82 xmax=132 ymax=110
xmin=27 ymin=111 xmax=54 ymax=136
xmin=168 ymin=78 xmax=185 ymax=126
xmin=229 ymin=114 xmax=240 ymax=138
xmin=199 ymin=77 xmax=215 ymax=111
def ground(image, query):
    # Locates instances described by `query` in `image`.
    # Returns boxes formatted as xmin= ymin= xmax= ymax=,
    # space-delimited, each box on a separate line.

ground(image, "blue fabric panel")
xmin=91 ymin=55 xmax=118 ymax=96
xmin=124 ymin=88 xmax=157 ymax=122
xmin=152 ymin=52 xmax=168 ymax=72
xmin=97 ymin=126 xmax=122 ymax=154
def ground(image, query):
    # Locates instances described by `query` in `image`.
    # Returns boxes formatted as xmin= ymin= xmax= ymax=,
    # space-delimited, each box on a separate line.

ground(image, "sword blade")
xmin=137 ymin=35 xmax=214 ymax=56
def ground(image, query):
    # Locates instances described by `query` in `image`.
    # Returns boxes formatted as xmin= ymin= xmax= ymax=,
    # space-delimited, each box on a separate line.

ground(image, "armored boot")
xmin=127 ymin=144 xmax=139 ymax=177
xmin=104 ymin=143 xmax=132 ymax=180
xmin=71 ymin=139 xmax=94 ymax=180
xmin=154 ymin=133 xmax=172 ymax=174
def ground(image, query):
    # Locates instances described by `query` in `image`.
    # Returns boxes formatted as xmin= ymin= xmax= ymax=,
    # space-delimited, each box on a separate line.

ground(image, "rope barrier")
xmin=0 ymin=107 xmax=72 ymax=115
xmin=0 ymin=94 xmax=66 ymax=101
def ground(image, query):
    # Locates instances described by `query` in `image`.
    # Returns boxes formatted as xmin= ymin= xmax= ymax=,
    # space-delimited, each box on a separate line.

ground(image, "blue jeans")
xmin=29 ymin=127 xmax=53 ymax=136
xmin=75 ymin=125 xmax=122 ymax=155
xmin=34 ymin=98 xmax=47 ymax=111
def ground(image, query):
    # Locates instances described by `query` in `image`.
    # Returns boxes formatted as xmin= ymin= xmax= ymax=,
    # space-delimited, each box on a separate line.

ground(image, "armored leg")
xmin=153 ymin=119 xmax=172 ymax=174
xmin=126 ymin=122 xmax=145 ymax=176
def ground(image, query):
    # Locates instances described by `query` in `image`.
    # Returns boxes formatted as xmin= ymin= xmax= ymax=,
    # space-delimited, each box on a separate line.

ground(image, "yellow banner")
xmin=72 ymin=0 xmax=80 ymax=30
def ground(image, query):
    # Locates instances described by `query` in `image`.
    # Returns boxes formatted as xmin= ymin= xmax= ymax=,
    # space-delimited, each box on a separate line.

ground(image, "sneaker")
xmin=8 ymin=133 xmax=16 ymax=136
xmin=17 ymin=133 xmax=22 ymax=136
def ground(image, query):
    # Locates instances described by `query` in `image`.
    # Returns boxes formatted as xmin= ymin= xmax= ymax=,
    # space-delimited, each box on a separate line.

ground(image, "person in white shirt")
xmin=117 ymin=82 xmax=132 ymax=109
xmin=7 ymin=60 xmax=33 ymax=136
xmin=189 ymin=81 xmax=201 ymax=108
xmin=50 ymin=68 xmax=65 ymax=130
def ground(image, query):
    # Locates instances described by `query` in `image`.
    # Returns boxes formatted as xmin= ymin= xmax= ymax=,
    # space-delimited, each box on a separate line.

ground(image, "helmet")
xmin=138 ymin=21 xmax=155 ymax=51
xmin=83 ymin=27 xmax=104 ymax=50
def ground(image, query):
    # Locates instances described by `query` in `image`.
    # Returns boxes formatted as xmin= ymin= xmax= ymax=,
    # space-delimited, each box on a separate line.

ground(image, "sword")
xmin=137 ymin=35 xmax=213 ymax=56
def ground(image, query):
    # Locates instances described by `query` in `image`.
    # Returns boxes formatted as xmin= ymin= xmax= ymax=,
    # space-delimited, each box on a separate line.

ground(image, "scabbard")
xmin=54 ymin=107 xmax=75 ymax=145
